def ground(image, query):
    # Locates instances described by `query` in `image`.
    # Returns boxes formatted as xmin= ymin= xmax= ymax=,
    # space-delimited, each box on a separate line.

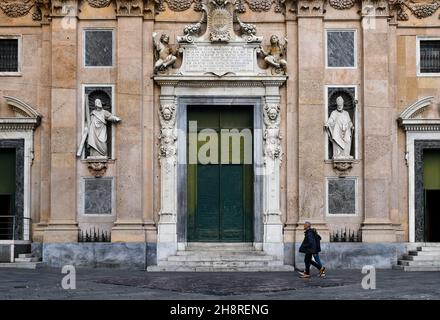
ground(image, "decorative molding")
xmin=155 ymin=0 xmax=285 ymax=14
xmin=86 ymin=0 xmax=112 ymax=8
xmin=263 ymin=103 xmax=283 ymax=164
xmin=4 ymin=95 xmax=42 ymax=119
xmin=86 ymin=159 xmax=108 ymax=177
xmin=399 ymin=96 xmax=434 ymax=120
xmin=0 ymin=0 xmax=35 ymax=18
xmin=115 ymin=0 xmax=144 ymax=15
xmin=332 ymin=159 xmax=354 ymax=175
xmin=1 ymin=96 xmax=42 ymax=131
xmin=398 ymin=96 xmax=440 ymax=131
xmin=297 ymin=0 xmax=325 ymax=16
xmin=329 ymin=0 xmax=356 ymax=10
xmin=389 ymin=0 xmax=440 ymax=21
xmin=158 ymin=104 xmax=178 ymax=166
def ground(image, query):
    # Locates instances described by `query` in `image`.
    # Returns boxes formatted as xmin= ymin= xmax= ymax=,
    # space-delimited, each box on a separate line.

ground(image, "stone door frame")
xmin=176 ymin=97 xmax=263 ymax=246
xmin=399 ymin=96 xmax=440 ymax=242
xmin=155 ymin=77 xmax=286 ymax=261
xmin=0 ymin=96 xmax=41 ymax=242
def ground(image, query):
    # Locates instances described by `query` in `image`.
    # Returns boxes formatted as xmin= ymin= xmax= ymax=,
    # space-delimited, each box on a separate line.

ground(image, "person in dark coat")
xmin=298 ymin=221 xmax=326 ymax=278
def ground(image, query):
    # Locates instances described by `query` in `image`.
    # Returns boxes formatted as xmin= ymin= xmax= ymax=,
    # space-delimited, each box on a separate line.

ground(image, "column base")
xmin=111 ymin=221 xmax=146 ymax=242
xmin=157 ymin=222 xmax=177 ymax=261
xmin=43 ymin=222 xmax=79 ymax=243
xmin=361 ymin=221 xmax=396 ymax=242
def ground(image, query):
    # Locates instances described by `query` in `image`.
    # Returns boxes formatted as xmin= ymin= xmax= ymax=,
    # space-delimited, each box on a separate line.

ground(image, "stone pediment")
xmin=398 ymin=96 xmax=440 ymax=131
xmin=0 ymin=96 xmax=42 ymax=130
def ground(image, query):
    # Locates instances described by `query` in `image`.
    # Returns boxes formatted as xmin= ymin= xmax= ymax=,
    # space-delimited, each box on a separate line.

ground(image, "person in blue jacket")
xmin=298 ymin=221 xmax=326 ymax=278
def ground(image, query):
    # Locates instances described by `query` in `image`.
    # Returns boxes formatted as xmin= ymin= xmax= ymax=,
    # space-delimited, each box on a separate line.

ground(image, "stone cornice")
xmin=1 ymin=1 xmax=440 ymax=22
xmin=0 ymin=118 xmax=41 ymax=131
xmin=154 ymin=75 xmax=287 ymax=88
xmin=399 ymin=119 xmax=440 ymax=132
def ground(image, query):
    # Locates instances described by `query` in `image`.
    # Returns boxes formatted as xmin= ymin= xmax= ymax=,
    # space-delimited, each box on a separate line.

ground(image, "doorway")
xmin=0 ymin=148 xmax=16 ymax=240
xmin=187 ymin=105 xmax=254 ymax=242
xmin=423 ymin=149 xmax=440 ymax=242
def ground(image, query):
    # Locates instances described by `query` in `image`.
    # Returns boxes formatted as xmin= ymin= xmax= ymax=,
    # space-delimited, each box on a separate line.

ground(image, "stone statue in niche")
xmin=77 ymin=98 xmax=122 ymax=159
xmin=325 ymin=96 xmax=354 ymax=160
xmin=263 ymin=104 xmax=283 ymax=163
xmin=259 ymin=35 xmax=287 ymax=74
xmin=153 ymin=33 xmax=177 ymax=73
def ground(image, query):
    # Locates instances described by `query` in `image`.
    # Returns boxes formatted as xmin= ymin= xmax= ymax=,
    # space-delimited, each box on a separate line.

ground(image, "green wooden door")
xmin=187 ymin=106 xmax=253 ymax=242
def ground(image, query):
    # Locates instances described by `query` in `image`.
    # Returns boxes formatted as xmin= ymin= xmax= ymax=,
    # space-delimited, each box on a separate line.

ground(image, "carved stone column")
xmin=43 ymin=0 xmax=79 ymax=243
xmin=262 ymin=86 xmax=284 ymax=258
xmin=360 ymin=1 xmax=396 ymax=242
xmin=157 ymin=96 xmax=178 ymax=261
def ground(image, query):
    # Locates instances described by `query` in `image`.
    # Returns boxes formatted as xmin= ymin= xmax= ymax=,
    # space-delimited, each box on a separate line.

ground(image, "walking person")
xmin=298 ymin=222 xmax=326 ymax=278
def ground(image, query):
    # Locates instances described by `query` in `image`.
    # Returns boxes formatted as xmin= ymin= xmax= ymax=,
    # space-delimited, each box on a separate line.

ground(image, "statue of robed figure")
xmin=325 ymin=96 xmax=354 ymax=160
xmin=77 ymin=95 xmax=121 ymax=158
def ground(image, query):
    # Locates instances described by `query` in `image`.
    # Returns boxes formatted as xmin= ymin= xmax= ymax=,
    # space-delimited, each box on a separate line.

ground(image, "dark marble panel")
xmin=414 ymin=140 xmax=440 ymax=242
xmin=328 ymin=178 xmax=356 ymax=214
xmin=84 ymin=178 xmax=112 ymax=214
xmin=85 ymin=30 xmax=113 ymax=67
xmin=327 ymin=31 xmax=355 ymax=68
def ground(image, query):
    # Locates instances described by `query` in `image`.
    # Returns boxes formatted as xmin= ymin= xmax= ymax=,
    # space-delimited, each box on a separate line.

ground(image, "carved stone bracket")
xmin=332 ymin=159 xmax=354 ymax=175
xmin=297 ymin=0 xmax=325 ymax=16
xmin=263 ymin=103 xmax=283 ymax=165
xmin=116 ymin=0 xmax=145 ymax=15
xmin=86 ymin=159 xmax=108 ymax=177
xmin=158 ymin=104 xmax=178 ymax=168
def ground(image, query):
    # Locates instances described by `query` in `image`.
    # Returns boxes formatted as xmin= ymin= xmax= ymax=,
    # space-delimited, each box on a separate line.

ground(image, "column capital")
xmin=50 ymin=0 xmax=79 ymax=17
xmin=297 ymin=0 xmax=326 ymax=18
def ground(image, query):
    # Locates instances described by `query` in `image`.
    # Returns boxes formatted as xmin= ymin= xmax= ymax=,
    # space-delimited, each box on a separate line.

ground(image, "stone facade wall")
xmin=0 ymin=1 xmax=439 ymax=255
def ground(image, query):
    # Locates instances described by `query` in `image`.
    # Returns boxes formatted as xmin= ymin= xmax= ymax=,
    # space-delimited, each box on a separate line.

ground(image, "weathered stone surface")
xmin=42 ymin=243 xmax=150 ymax=269
xmin=84 ymin=178 xmax=112 ymax=214
xmin=85 ymin=30 xmax=113 ymax=67
xmin=327 ymin=178 xmax=356 ymax=215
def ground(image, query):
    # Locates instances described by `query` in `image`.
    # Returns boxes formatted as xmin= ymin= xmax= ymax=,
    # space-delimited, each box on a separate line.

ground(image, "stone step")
xmin=417 ymin=247 xmax=440 ymax=252
xmin=167 ymin=255 xmax=274 ymax=262
xmin=159 ymin=260 xmax=283 ymax=267
xmin=147 ymin=265 xmax=295 ymax=272
xmin=18 ymin=253 xmax=33 ymax=259
xmin=176 ymin=250 xmax=266 ymax=256
xmin=14 ymin=257 xmax=40 ymax=263
xmin=408 ymin=250 xmax=440 ymax=256
xmin=417 ymin=243 xmax=440 ymax=247
xmin=398 ymin=260 xmax=440 ymax=267
xmin=398 ymin=265 xmax=440 ymax=272
xmin=0 ymin=262 xmax=43 ymax=269
xmin=402 ymin=254 xmax=440 ymax=261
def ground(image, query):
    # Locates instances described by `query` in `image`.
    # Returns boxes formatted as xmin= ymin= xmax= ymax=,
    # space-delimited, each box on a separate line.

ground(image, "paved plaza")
xmin=0 ymin=268 xmax=439 ymax=300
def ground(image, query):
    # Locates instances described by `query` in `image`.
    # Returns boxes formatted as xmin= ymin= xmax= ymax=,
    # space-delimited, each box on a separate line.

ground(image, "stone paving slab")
xmin=0 ymin=267 xmax=439 ymax=300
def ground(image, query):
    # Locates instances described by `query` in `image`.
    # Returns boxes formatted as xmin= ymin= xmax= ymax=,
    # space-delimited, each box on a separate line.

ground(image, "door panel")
xmin=187 ymin=105 xmax=253 ymax=242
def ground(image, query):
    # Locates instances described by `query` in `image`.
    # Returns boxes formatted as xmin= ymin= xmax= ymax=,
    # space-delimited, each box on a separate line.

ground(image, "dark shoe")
xmin=319 ymin=267 xmax=326 ymax=277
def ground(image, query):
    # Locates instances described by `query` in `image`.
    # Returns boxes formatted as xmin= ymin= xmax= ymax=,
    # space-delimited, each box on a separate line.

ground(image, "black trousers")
xmin=304 ymin=253 xmax=322 ymax=274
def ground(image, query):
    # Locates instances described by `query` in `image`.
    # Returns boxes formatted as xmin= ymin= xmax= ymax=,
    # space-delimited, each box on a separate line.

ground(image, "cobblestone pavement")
xmin=0 ymin=267 xmax=439 ymax=300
